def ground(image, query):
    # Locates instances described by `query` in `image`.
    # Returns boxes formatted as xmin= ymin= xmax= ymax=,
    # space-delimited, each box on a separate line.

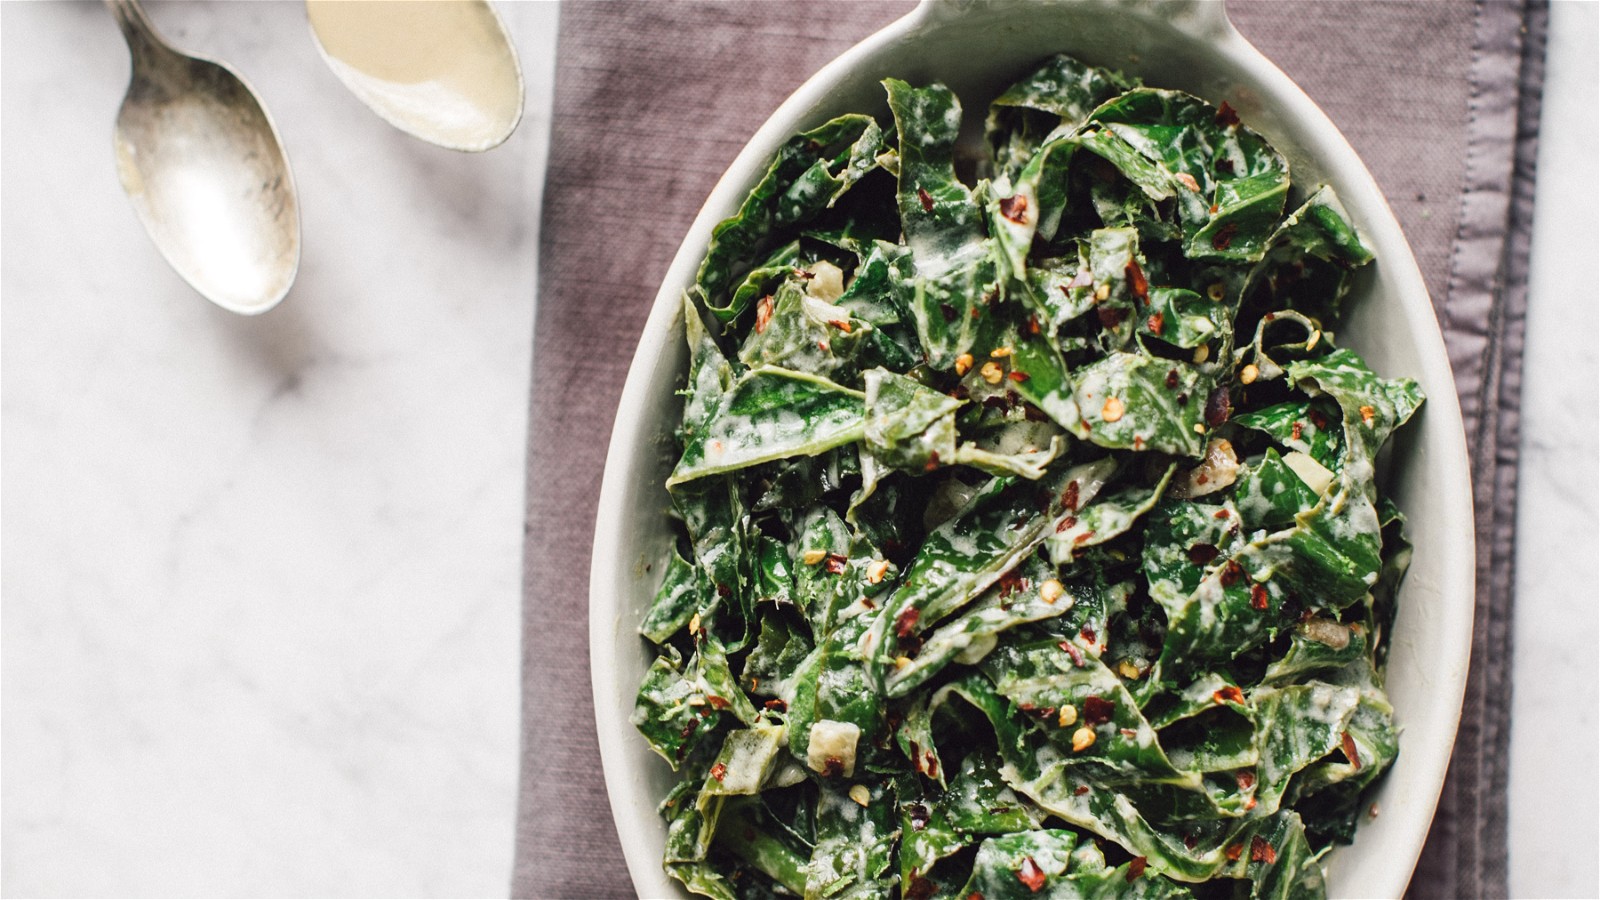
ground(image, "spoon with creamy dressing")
xmin=108 ymin=0 xmax=300 ymax=314
xmin=306 ymin=0 xmax=524 ymax=152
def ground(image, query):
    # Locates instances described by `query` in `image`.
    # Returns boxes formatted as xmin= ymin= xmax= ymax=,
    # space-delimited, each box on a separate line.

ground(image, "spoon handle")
xmin=106 ymin=0 xmax=174 ymax=65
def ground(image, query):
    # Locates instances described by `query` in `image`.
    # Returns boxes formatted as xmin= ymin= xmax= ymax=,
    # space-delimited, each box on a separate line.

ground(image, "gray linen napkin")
xmin=515 ymin=3 xmax=1546 ymax=897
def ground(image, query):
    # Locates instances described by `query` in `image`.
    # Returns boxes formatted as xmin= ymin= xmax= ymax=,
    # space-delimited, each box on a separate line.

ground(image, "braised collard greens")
xmin=633 ymin=54 xmax=1421 ymax=900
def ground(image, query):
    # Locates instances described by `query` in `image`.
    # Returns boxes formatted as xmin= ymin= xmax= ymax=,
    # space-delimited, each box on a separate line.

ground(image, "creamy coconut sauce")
xmin=306 ymin=0 xmax=522 ymax=151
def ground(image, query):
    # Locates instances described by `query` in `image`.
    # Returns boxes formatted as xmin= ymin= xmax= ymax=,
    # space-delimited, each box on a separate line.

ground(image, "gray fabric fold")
xmin=515 ymin=3 xmax=1545 ymax=897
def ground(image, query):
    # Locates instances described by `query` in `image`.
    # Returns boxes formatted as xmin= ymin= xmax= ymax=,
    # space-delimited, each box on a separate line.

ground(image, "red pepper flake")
xmin=1204 ymin=386 xmax=1232 ymax=426
xmin=1250 ymin=582 xmax=1269 ymax=610
xmin=765 ymin=699 xmax=787 ymax=712
xmin=1215 ymin=101 xmax=1241 ymax=127
xmin=710 ymin=763 xmax=728 ymax=782
xmin=966 ymin=894 xmax=985 ymax=900
xmin=1120 ymin=728 xmax=1138 ymax=738
xmin=755 ymin=295 xmax=775 ymax=334
xmin=999 ymin=193 xmax=1029 ymax=223
xmin=1211 ymin=222 xmax=1239 ymax=250
xmin=1063 ymin=481 xmax=1081 ymax=511
xmin=1056 ymin=516 xmax=1077 ymax=534
xmin=1196 ymin=473 xmax=1210 ymax=485
xmin=1126 ymin=260 xmax=1149 ymax=302
xmin=706 ymin=694 xmax=731 ymax=710
xmin=1250 ymin=836 xmax=1277 ymax=864
xmin=1213 ymin=685 xmax=1245 ymax=705
xmin=1225 ymin=842 xmax=1244 ymax=862
xmin=1341 ymin=731 xmax=1362 ymax=770
xmin=1188 ymin=543 xmax=1220 ymax=565
xmin=1213 ymin=509 xmax=1231 ymax=519
xmin=924 ymin=750 xmax=940 ymax=779
xmin=824 ymin=554 xmax=849 ymax=575
xmin=1083 ymin=695 xmax=1115 ymax=724
xmin=917 ymin=187 xmax=935 ymax=213
xmin=1127 ymin=856 xmax=1149 ymax=882
xmin=828 ymin=318 xmax=853 ymax=334
xmin=997 ymin=568 xmax=1029 ymax=597
xmin=1058 ymin=640 xmax=1086 ymax=667
xmin=1308 ymin=408 xmax=1329 ymax=429
xmin=1146 ymin=312 xmax=1164 ymax=334
xmin=1236 ymin=770 xmax=1256 ymax=790
xmin=924 ymin=451 xmax=941 ymax=473
xmin=1073 ymin=530 xmax=1097 ymax=545
xmin=971 ymin=306 xmax=983 ymax=320
xmin=1008 ymin=370 xmax=1030 ymax=383
xmin=817 ymin=340 xmax=830 ymax=352
xmin=1096 ymin=306 xmax=1127 ymax=330
xmin=1220 ymin=560 xmax=1246 ymax=587
xmin=895 ymin=607 xmax=921 ymax=639
xmin=1166 ymin=368 xmax=1180 ymax=389
xmin=1291 ymin=421 xmax=1304 ymax=441
xmin=1080 ymin=626 xmax=1098 ymax=644
xmin=1027 ymin=314 xmax=1041 ymax=336
xmin=1016 ymin=856 xmax=1047 ymax=893
xmin=1071 ymin=785 xmax=1089 ymax=797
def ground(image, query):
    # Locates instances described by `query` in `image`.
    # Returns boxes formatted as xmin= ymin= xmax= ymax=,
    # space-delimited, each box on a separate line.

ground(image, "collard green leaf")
xmin=670 ymin=366 xmax=866 ymax=486
xmin=986 ymin=53 xmax=1136 ymax=177
xmin=870 ymin=460 xmax=1117 ymax=686
xmin=696 ymin=115 xmax=883 ymax=322
xmin=738 ymin=278 xmax=873 ymax=382
xmin=717 ymin=797 xmax=812 ymax=895
xmin=1088 ymin=89 xmax=1289 ymax=264
xmin=1067 ymin=353 xmax=1211 ymax=457
xmin=642 ymin=547 xmax=712 ymax=644
xmin=1047 ymin=463 xmax=1177 ymax=563
xmin=883 ymin=551 xmax=1075 ymax=697
xmin=805 ymin=781 xmax=897 ymax=900
xmin=864 ymin=367 xmax=964 ymax=472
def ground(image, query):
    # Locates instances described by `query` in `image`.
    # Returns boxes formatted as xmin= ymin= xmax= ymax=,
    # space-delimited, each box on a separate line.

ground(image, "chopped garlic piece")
xmin=1282 ymin=450 xmax=1335 ymax=495
xmin=807 ymin=720 xmax=861 ymax=777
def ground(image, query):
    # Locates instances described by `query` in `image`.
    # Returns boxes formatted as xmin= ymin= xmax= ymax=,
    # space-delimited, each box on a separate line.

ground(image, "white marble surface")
xmin=2 ymin=1 xmax=559 ymax=896
xmin=1506 ymin=3 xmax=1600 ymax=898
xmin=2 ymin=1 xmax=1595 ymax=898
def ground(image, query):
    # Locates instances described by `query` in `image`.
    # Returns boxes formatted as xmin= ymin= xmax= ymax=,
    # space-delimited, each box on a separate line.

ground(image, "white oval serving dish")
xmin=590 ymin=2 xmax=1475 ymax=897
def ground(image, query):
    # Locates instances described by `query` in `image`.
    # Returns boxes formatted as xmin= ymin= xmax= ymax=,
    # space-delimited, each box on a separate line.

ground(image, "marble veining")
xmin=1506 ymin=3 xmax=1600 ymax=898
xmin=1 ymin=1 xmax=559 ymax=896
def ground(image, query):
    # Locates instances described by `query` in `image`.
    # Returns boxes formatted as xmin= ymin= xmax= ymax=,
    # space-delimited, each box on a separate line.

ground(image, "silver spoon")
xmin=306 ymin=0 xmax=524 ymax=153
xmin=109 ymin=0 xmax=300 ymax=315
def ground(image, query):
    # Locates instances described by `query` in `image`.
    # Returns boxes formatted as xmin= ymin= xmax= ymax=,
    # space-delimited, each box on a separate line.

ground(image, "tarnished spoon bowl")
xmin=110 ymin=0 xmax=299 ymax=315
